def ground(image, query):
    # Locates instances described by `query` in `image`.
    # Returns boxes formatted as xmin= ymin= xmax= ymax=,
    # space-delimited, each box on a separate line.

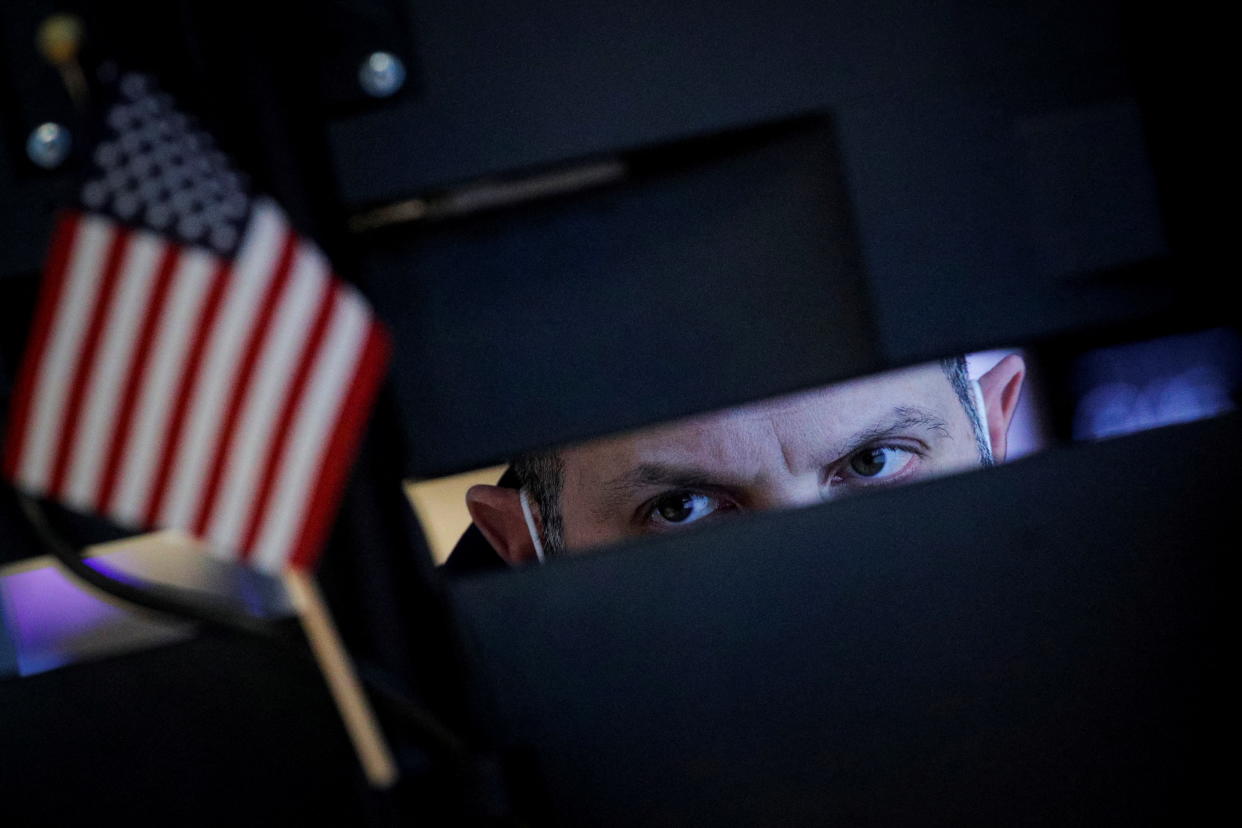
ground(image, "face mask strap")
xmin=970 ymin=379 xmax=993 ymax=455
xmin=519 ymin=487 xmax=546 ymax=564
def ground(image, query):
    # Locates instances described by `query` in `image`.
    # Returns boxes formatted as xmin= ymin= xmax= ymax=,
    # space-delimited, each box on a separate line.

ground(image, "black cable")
xmin=15 ymin=490 xmax=469 ymax=762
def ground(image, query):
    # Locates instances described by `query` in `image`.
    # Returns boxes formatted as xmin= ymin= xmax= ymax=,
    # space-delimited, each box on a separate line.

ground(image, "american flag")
xmin=3 ymin=72 xmax=390 ymax=574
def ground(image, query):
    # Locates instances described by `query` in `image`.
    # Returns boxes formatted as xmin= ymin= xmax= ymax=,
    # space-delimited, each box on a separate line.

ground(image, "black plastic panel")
xmin=328 ymin=0 xmax=1133 ymax=207
xmin=337 ymin=0 xmax=1184 ymax=471
xmin=363 ymin=119 xmax=880 ymax=476
xmin=0 ymin=630 xmax=374 ymax=826
xmin=450 ymin=414 xmax=1234 ymax=826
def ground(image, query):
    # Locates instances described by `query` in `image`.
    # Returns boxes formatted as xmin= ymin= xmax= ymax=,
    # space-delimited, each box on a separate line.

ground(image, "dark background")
xmin=1 ymin=0 xmax=1217 ymax=476
xmin=0 ymin=1 xmax=1230 ymax=824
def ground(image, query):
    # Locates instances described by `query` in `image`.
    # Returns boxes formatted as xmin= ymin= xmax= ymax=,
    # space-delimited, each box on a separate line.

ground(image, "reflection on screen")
xmin=1072 ymin=327 xmax=1240 ymax=441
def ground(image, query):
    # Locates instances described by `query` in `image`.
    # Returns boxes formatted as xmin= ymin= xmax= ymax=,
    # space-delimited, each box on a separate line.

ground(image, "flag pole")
xmin=282 ymin=567 xmax=399 ymax=790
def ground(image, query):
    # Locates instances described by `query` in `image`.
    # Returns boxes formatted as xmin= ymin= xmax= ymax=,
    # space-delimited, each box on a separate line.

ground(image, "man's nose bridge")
xmin=755 ymin=473 xmax=824 ymax=511
xmin=753 ymin=411 xmax=829 ymax=510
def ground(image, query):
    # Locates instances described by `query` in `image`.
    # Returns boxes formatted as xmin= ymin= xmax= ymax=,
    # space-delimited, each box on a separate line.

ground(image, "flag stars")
xmin=114 ymin=193 xmax=139 ymax=219
xmin=136 ymin=181 xmax=162 ymax=205
xmin=106 ymin=105 xmax=131 ymax=132
xmin=146 ymin=203 xmax=172 ymax=229
xmin=178 ymin=214 xmax=206 ymax=240
xmin=95 ymin=142 xmax=120 ymax=168
xmin=79 ymin=78 xmax=250 ymax=257
xmin=104 ymin=167 xmax=128 ymax=191
xmin=82 ymin=181 xmax=107 ymax=209
xmin=170 ymin=189 xmax=196 ymax=213
xmin=119 ymin=130 xmax=144 ymax=153
xmin=130 ymin=154 xmax=154 ymax=177
xmin=221 ymin=194 xmax=247 ymax=220
xmin=210 ymin=224 xmax=236 ymax=250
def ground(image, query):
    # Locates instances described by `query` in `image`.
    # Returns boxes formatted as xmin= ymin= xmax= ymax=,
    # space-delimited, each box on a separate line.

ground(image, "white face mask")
xmin=970 ymin=379 xmax=993 ymax=456
xmin=518 ymin=487 xmax=546 ymax=564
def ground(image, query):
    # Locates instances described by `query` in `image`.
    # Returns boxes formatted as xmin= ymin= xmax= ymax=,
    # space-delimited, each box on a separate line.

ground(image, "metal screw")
xmin=26 ymin=122 xmax=72 ymax=169
xmin=358 ymin=51 xmax=406 ymax=98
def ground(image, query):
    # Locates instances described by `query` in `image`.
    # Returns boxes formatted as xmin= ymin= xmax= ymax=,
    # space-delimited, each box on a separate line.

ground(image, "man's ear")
xmin=977 ymin=354 xmax=1026 ymax=462
xmin=465 ymin=485 xmax=539 ymax=566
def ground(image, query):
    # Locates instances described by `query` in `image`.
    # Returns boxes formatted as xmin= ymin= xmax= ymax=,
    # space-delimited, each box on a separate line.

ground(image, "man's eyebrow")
xmin=592 ymin=405 xmax=951 ymax=517
xmin=605 ymin=465 xmax=727 ymax=492
xmin=827 ymin=405 xmax=951 ymax=460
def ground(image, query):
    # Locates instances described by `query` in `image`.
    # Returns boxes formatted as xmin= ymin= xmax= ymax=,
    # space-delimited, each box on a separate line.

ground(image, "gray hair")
xmin=511 ymin=450 xmax=566 ymax=556
xmin=939 ymin=355 xmax=994 ymax=467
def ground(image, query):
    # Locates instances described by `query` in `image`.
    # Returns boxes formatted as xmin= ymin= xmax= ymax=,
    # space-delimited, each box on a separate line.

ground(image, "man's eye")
xmin=646 ymin=491 xmax=728 ymax=526
xmin=843 ymin=446 xmax=918 ymax=480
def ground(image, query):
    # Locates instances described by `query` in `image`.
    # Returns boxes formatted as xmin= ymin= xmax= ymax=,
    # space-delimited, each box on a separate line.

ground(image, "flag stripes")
xmin=251 ymin=292 xmax=371 ymax=572
xmin=160 ymin=202 xmax=285 ymax=532
xmin=66 ymin=231 xmax=163 ymax=508
xmin=16 ymin=216 xmax=113 ymax=492
xmin=139 ymin=254 xmax=231 ymax=528
xmin=48 ymin=225 xmax=133 ymax=501
xmin=238 ymin=278 xmax=339 ymax=558
xmin=5 ymin=199 xmax=389 ymax=573
xmin=95 ymin=243 xmax=182 ymax=513
xmin=273 ymin=307 xmax=388 ymax=572
xmin=188 ymin=225 xmax=299 ymax=538
xmin=206 ymin=246 xmax=329 ymax=552
xmin=2 ymin=213 xmax=81 ymax=482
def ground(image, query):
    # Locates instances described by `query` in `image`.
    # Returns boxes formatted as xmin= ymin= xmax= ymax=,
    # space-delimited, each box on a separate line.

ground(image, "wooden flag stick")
xmin=283 ymin=568 xmax=399 ymax=789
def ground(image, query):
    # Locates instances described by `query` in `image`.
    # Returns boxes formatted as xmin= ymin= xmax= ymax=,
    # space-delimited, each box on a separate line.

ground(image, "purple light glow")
xmin=0 ymin=562 xmax=193 ymax=677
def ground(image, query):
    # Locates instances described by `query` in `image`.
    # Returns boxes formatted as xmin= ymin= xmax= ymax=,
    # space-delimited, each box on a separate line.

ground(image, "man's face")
xmin=466 ymin=355 xmax=1025 ymax=562
xmin=556 ymin=362 xmax=986 ymax=551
